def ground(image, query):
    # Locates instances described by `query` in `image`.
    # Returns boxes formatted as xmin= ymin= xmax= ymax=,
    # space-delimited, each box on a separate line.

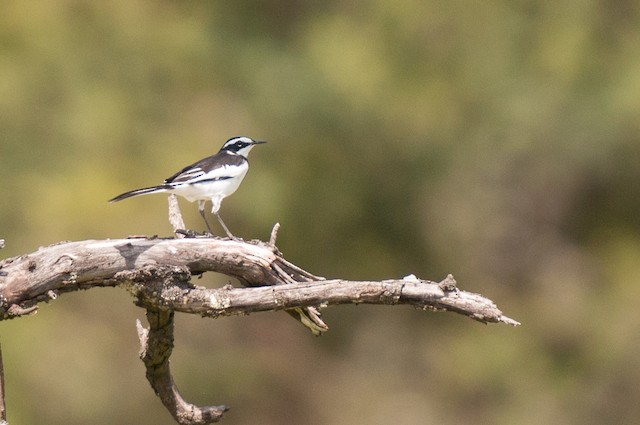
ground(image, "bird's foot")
xmin=175 ymin=228 xmax=243 ymax=241
xmin=175 ymin=229 xmax=206 ymax=238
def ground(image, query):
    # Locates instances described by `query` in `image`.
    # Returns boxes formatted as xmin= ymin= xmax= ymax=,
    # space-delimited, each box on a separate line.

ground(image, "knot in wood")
xmin=117 ymin=265 xmax=192 ymax=310
xmin=208 ymin=289 xmax=232 ymax=310
xmin=438 ymin=274 xmax=459 ymax=293
xmin=117 ymin=265 xmax=191 ymax=285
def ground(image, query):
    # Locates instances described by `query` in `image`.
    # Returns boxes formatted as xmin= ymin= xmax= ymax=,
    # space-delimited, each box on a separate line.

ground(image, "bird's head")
xmin=220 ymin=136 xmax=267 ymax=158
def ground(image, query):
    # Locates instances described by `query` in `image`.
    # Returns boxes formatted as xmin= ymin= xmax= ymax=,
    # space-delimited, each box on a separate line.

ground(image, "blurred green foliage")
xmin=1 ymin=1 xmax=640 ymax=424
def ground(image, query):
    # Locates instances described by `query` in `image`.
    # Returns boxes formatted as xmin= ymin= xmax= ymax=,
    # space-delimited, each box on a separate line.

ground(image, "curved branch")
xmin=137 ymin=309 xmax=228 ymax=424
xmin=0 ymin=235 xmax=519 ymax=424
xmin=0 ymin=237 xmax=518 ymax=325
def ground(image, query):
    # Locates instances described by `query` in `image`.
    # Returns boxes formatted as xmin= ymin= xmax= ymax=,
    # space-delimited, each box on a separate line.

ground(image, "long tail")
xmin=109 ymin=185 xmax=170 ymax=203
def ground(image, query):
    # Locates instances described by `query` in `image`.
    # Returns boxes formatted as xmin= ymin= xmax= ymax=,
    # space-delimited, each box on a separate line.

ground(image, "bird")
xmin=109 ymin=136 xmax=266 ymax=238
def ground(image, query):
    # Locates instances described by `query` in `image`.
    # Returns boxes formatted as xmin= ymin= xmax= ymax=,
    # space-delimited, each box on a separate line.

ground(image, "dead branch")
xmin=168 ymin=194 xmax=187 ymax=239
xmin=0 ymin=340 xmax=6 ymax=425
xmin=137 ymin=309 xmax=229 ymax=424
xmin=0 ymin=232 xmax=519 ymax=424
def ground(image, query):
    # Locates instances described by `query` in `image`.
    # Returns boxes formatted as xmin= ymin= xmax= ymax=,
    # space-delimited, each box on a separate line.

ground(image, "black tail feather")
xmin=108 ymin=185 xmax=169 ymax=203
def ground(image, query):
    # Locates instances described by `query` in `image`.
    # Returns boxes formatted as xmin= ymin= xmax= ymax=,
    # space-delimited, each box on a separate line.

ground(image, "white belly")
xmin=170 ymin=168 xmax=248 ymax=205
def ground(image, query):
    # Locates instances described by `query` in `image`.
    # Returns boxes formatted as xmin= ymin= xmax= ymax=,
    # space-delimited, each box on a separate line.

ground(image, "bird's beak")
xmin=253 ymin=140 xmax=267 ymax=145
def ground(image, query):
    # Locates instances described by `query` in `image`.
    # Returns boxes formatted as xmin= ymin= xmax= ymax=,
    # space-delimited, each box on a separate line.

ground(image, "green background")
xmin=2 ymin=1 xmax=640 ymax=424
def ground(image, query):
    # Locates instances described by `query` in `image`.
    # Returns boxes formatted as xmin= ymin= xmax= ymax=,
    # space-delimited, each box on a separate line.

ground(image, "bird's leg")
xmin=214 ymin=212 xmax=237 ymax=240
xmin=198 ymin=200 xmax=215 ymax=236
xmin=210 ymin=197 xmax=237 ymax=240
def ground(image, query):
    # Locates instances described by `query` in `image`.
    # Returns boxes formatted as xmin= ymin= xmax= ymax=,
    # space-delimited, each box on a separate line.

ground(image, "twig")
xmin=276 ymin=256 xmax=323 ymax=281
xmin=0 ymin=339 xmax=6 ymax=425
xmin=268 ymin=223 xmax=280 ymax=247
xmin=168 ymin=195 xmax=187 ymax=238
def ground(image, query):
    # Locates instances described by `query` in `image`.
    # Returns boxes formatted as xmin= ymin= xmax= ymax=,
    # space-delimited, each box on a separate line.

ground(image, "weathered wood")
xmin=137 ymin=311 xmax=228 ymax=424
xmin=0 ymin=237 xmax=518 ymax=326
xmin=0 ymin=238 xmax=276 ymax=307
xmin=0 ymin=235 xmax=519 ymax=424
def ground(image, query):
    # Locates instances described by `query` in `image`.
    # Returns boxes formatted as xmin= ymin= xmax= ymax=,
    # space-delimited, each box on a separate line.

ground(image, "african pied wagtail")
xmin=109 ymin=137 xmax=328 ymax=335
xmin=109 ymin=136 xmax=266 ymax=239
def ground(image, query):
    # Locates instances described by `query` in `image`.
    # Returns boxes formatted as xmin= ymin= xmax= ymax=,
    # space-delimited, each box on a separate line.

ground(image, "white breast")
xmin=169 ymin=163 xmax=249 ymax=206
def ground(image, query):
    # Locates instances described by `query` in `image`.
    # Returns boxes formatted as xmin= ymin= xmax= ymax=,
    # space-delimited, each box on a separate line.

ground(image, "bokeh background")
xmin=2 ymin=1 xmax=640 ymax=424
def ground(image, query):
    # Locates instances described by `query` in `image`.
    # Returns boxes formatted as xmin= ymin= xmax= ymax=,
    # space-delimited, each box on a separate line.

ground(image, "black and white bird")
xmin=109 ymin=136 xmax=266 ymax=238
